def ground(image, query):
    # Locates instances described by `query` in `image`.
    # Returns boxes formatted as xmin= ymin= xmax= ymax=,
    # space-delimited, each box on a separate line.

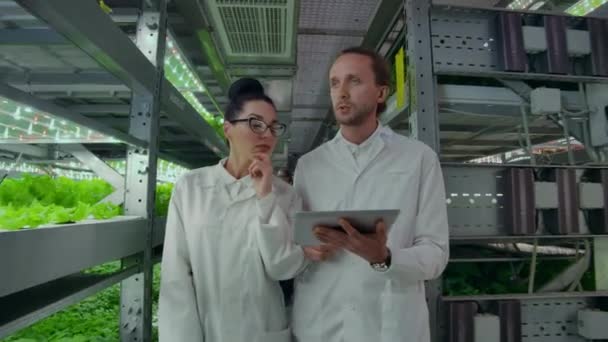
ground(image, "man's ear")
xmin=378 ymin=85 xmax=389 ymax=104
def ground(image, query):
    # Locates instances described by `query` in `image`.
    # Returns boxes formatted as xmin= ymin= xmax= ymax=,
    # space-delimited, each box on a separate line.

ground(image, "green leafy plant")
xmin=2 ymin=265 xmax=162 ymax=342
xmin=155 ymin=183 xmax=174 ymax=217
xmin=443 ymin=259 xmax=596 ymax=296
xmin=0 ymin=175 xmax=173 ymax=230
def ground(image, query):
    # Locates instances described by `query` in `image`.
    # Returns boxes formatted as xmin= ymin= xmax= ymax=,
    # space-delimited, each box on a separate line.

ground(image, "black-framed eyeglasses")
xmin=229 ymin=116 xmax=287 ymax=138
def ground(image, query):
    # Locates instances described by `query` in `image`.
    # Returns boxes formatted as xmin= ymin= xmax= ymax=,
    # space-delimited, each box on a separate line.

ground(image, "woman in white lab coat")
xmin=158 ymin=78 xmax=320 ymax=342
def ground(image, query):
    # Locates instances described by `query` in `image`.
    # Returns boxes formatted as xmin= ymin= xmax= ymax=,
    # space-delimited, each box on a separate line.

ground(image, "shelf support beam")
xmin=119 ymin=2 xmax=167 ymax=341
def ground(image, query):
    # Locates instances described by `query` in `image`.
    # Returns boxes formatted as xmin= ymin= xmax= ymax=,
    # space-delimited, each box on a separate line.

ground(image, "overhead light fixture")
xmin=0 ymin=96 xmax=119 ymax=144
xmin=566 ymin=0 xmax=608 ymax=16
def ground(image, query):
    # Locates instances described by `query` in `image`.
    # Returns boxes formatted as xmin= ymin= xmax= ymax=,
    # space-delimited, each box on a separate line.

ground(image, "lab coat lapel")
xmin=332 ymin=138 xmax=359 ymax=176
xmin=212 ymin=159 xmax=257 ymax=204
xmin=235 ymin=186 xmax=257 ymax=203
xmin=213 ymin=161 xmax=241 ymax=205
xmin=326 ymin=144 xmax=359 ymax=210
xmin=357 ymin=135 xmax=386 ymax=177
xmin=232 ymin=176 xmax=257 ymax=204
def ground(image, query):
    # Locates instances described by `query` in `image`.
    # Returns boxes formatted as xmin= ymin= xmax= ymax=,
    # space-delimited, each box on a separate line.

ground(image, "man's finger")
xmin=321 ymin=244 xmax=336 ymax=253
xmin=315 ymin=230 xmax=347 ymax=247
xmin=313 ymin=225 xmax=331 ymax=234
xmin=315 ymin=227 xmax=347 ymax=240
xmin=339 ymin=219 xmax=360 ymax=237
xmin=314 ymin=233 xmax=330 ymax=244
xmin=376 ymin=219 xmax=386 ymax=237
xmin=314 ymin=231 xmax=334 ymax=244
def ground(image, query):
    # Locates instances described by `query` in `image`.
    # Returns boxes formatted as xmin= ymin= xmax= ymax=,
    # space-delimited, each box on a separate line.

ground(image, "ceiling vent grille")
xmin=206 ymin=0 xmax=296 ymax=63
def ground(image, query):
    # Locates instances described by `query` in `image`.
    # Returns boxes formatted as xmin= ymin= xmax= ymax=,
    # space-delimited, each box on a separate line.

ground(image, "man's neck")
xmin=340 ymin=118 xmax=379 ymax=145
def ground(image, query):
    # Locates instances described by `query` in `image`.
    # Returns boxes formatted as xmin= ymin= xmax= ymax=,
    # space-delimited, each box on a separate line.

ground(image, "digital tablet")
xmin=293 ymin=209 xmax=400 ymax=246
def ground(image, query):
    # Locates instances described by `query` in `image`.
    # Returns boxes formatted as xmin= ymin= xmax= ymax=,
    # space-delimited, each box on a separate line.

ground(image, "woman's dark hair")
xmin=224 ymin=78 xmax=276 ymax=121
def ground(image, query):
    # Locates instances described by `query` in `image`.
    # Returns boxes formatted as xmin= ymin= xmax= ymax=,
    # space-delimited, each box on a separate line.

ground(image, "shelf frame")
xmin=0 ymin=217 xmax=147 ymax=298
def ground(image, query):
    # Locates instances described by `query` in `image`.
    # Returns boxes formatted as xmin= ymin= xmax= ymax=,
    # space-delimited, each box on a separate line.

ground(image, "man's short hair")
xmin=337 ymin=47 xmax=390 ymax=114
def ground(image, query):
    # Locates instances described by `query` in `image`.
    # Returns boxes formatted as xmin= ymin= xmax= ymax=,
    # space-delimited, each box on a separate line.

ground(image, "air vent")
xmin=206 ymin=0 xmax=296 ymax=63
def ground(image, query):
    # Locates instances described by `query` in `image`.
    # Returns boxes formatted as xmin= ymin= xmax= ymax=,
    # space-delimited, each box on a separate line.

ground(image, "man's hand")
xmin=249 ymin=153 xmax=273 ymax=198
xmin=313 ymin=219 xmax=389 ymax=264
xmin=303 ymin=244 xmax=339 ymax=262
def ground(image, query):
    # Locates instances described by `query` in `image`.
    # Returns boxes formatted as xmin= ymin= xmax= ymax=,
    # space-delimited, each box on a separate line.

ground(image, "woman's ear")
xmin=223 ymin=122 xmax=232 ymax=143
xmin=223 ymin=121 xmax=230 ymax=137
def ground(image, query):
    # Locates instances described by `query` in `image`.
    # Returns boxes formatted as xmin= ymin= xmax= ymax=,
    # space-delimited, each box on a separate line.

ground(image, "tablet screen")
xmin=293 ymin=209 xmax=400 ymax=246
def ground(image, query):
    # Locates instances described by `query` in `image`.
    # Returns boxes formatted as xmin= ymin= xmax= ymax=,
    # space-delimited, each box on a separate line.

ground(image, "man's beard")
xmin=335 ymin=102 xmax=375 ymax=127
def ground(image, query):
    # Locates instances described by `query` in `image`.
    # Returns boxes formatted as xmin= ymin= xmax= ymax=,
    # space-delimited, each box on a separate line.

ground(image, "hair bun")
xmin=228 ymin=78 xmax=265 ymax=101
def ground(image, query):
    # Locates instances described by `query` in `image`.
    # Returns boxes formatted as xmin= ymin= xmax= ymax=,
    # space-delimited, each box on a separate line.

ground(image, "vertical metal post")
xmin=595 ymin=237 xmax=608 ymax=291
xmin=519 ymin=105 xmax=536 ymax=166
xmin=404 ymin=1 xmax=442 ymax=341
xmin=406 ymin=0 xmax=440 ymax=152
xmin=120 ymin=1 xmax=167 ymax=341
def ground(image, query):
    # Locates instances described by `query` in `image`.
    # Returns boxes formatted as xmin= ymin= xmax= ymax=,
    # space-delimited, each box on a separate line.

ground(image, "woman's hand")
xmin=249 ymin=153 xmax=273 ymax=198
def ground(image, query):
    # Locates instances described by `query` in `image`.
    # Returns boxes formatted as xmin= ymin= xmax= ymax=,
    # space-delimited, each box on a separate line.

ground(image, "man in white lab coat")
xmin=292 ymin=47 xmax=450 ymax=342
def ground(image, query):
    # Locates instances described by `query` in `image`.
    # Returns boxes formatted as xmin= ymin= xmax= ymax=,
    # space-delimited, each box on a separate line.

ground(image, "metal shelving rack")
xmin=0 ymin=0 xmax=226 ymax=341
xmin=361 ymin=1 xmax=608 ymax=341
xmin=416 ymin=2 xmax=608 ymax=342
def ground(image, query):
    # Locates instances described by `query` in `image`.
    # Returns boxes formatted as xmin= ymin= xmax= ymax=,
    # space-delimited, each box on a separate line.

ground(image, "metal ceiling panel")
xmin=290 ymin=0 xmax=381 ymax=156
xmin=292 ymin=34 xmax=360 ymax=110
xmin=0 ymin=46 xmax=66 ymax=69
xmin=299 ymin=0 xmax=380 ymax=31
xmin=47 ymin=45 xmax=101 ymax=70
xmin=432 ymin=0 xmax=501 ymax=8
xmin=205 ymin=0 xmax=297 ymax=64
xmin=0 ymin=0 xmax=45 ymax=28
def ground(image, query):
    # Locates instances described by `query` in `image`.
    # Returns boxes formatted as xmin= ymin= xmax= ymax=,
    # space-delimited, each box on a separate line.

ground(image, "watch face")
xmin=373 ymin=263 xmax=389 ymax=272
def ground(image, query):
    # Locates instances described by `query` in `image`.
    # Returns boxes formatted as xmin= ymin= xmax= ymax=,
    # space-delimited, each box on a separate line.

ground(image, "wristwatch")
xmin=370 ymin=248 xmax=392 ymax=272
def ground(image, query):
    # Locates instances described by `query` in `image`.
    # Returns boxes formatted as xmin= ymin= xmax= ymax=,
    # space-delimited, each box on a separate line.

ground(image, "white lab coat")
xmin=158 ymin=160 xmax=307 ymax=342
xmin=292 ymin=124 xmax=449 ymax=342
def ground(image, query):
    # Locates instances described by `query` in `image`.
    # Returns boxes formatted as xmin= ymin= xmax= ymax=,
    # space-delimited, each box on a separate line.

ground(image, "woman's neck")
xmin=224 ymin=153 xmax=251 ymax=179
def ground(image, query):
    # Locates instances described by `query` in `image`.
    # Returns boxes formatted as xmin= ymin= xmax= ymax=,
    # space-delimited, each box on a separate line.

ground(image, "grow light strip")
xmin=565 ymin=0 xmax=608 ymax=16
xmin=0 ymin=96 xmax=118 ymax=143
xmin=107 ymin=159 xmax=188 ymax=183
xmin=507 ymin=0 xmax=536 ymax=9
xmin=164 ymin=32 xmax=224 ymax=128
xmin=0 ymin=158 xmax=188 ymax=182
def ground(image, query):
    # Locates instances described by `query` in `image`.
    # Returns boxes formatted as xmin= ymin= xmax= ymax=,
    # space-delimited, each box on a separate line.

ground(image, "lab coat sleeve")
xmin=158 ymin=183 xmax=204 ymax=342
xmin=385 ymin=150 xmax=450 ymax=281
xmin=255 ymin=188 xmax=309 ymax=281
xmin=293 ymin=161 xmax=311 ymax=211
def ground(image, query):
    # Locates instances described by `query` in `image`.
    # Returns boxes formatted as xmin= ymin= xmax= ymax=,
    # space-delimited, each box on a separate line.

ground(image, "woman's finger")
xmin=249 ymin=165 xmax=262 ymax=178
